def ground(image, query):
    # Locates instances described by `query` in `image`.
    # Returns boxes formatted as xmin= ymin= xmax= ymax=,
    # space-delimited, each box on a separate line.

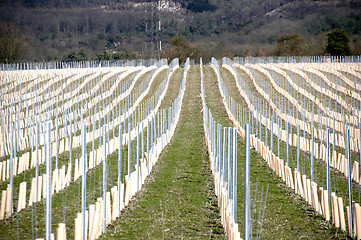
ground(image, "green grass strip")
xmin=101 ymin=66 xmax=225 ymax=239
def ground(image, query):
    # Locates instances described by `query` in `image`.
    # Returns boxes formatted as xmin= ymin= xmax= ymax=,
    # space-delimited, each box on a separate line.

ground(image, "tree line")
xmin=0 ymin=0 xmax=360 ymax=63
xmin=0 ymin=21 xmax=353 ymax=64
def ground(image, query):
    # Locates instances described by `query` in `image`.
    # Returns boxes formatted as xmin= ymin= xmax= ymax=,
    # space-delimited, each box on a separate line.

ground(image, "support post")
xmin=81 ymin=123 xmax=87 ymax=240
xmin=311 ymin=118 xmax=314 ymax=182
xmin=297 ymin=124 xmax=300 ymax=172
xmin=244 ymin=123 xmax=251 ymax=240
xmin=118 ymin=124 xmax=122 ymax=217
xmin=233 ymin=128 xmax=237 ymax=222
xmin=46 ymin=121 xmax=52 ymax=240
xmin=103 ymin=125 xmax=107 ymax=233
xmin=9 ymin=123 xmax=14 ymax=216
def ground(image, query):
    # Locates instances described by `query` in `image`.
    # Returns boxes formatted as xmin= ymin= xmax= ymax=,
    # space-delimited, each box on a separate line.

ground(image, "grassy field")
xmin=0 ymin=62 xmax=355 ymax=239
xmin=102 ymin=64 xmax=349 ymax=239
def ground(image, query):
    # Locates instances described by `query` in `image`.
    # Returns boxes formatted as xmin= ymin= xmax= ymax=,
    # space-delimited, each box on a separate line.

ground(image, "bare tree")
xmin=0 ymin=23 xmax=26 ymax=63
xmin=273 ymin=33 xmax=308 ymax=56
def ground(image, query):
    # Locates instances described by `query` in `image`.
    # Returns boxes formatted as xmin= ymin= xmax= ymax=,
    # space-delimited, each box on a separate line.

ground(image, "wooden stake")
xmin=56 ymin=223 xmax=66 ymax=240
xmin=331 ymin=193 xmax=339 ymax=228
xmin=323 ymin=190 xmax=330 ymax=221
xmin=0 ymin=190 xmax=6 ymax=220
xmin=355 ymin=203 xmax=361 ymax=240
xmin=338 ymin=197 xmax=346 ymax=231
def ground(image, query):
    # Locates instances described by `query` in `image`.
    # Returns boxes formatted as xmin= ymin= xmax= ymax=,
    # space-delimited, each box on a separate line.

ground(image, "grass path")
xmin=101 ymin=66 xmax=225 ymax=239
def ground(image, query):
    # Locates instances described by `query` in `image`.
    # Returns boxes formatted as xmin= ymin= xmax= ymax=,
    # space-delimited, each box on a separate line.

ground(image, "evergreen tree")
xmin=326 ymin=29 xmax=351 ymax=56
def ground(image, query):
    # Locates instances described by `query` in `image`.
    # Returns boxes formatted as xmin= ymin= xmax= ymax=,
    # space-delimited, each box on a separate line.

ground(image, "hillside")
xmin=0 ymin=0 xmax=360 ymax=62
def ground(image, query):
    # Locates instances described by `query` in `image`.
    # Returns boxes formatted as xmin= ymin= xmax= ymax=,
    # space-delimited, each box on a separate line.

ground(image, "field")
xmin=0 ymin=56 xmax=360 ymax=239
